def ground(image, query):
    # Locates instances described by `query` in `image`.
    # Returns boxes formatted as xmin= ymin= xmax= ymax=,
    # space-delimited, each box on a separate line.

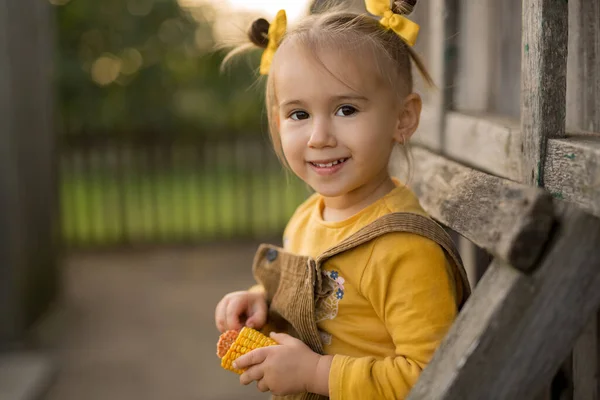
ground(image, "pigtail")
xmin=391 ymin=0 xmax=435 ymax=87
xmin=220 ymin=17 xmax=271 ymax=73
xmin=406 ymin=46 xmax=435 ymax=87
xmin=248 ymin=18 xmax=271 ymax=48
xmin=392 ymin=0 xmax=417 ymax=16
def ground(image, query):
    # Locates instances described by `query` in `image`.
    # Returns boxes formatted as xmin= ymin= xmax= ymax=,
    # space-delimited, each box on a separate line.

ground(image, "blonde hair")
xmin=223 ymin=0 xmax=433 ymax=169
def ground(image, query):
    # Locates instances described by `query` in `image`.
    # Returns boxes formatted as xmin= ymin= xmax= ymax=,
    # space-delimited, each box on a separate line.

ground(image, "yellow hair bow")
xmin=365 ymin=0 xmax=419 ymax=46
xmin=259 ymin=9 xmax=287 ymax=75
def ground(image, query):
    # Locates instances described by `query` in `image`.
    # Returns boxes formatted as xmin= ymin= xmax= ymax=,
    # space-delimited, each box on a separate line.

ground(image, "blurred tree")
xmin=53 ymin=0 xmax=266 ymax=139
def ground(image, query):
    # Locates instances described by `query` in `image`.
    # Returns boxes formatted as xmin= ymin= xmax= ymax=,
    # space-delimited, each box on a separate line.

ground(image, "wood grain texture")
xmin=443 ymin=112 xmax=522 ymax=180
xmin=489 ymin=0 xmax=522 ymax=118
xmin=413 ymin=110 xmax=600 ymax=219
xmin=573 ymin=315 xmax=599 ymax=400
xmin=453 ymin=0 xmax=493 ymax=112
xmin=563 ymin=12 xmax=600 ymax=395
xmin=408 ymin=202 xmax=600 ymax=400
xmin=544 ymin=137 xmax=600 ymax=218
xmin=410 ymin=146 xmax=554 ymax=272
xmin=418 ymin=0 xmax=458 ymax=151
xmin=413 ymin=108 xmax=522 ymax=180
xmin=520 ymin=0 xmax=568 ymax=186
xmin=566 ymin=0 xmax=600 ymax=133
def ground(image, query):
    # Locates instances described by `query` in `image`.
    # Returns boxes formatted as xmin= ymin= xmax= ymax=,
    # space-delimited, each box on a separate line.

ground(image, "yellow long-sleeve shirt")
xmin=282 ymin=181 xmax=458 ymax=400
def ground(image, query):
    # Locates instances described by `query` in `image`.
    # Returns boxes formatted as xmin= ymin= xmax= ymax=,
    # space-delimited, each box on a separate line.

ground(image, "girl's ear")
xmin=393 ymin=93 xmax=422 ymax=143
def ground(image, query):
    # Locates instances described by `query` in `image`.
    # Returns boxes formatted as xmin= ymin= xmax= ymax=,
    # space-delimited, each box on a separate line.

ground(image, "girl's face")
xmin=273 ymin=42 xmax=419 ymax=201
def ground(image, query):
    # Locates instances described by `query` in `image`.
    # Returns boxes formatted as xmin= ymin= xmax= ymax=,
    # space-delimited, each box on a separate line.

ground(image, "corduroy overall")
xmin=252 ymin=212 xmax=471 ymax=400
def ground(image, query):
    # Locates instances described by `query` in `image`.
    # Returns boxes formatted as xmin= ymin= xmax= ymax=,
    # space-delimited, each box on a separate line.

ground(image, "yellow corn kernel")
xmin=220 ymin=327 xmax=278 ymax=374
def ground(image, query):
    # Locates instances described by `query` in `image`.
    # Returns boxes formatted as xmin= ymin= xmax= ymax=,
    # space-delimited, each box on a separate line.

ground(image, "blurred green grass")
xmin=60 ymin=166 xmax=310 ymax=246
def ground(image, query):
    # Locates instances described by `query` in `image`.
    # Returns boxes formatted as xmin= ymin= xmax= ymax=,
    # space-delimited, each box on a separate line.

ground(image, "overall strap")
xmin=316 ymin=212 xmax=472 ymax=308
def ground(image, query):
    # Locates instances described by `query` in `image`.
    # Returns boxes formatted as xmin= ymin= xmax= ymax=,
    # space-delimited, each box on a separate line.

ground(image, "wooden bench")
xmin=405 ymin=148 xmax=600 ymax=399
xmin=394 ymin=0 xmax=600 ymax=398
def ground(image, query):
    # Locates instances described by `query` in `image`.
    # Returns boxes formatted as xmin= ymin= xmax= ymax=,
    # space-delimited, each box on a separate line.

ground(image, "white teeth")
xmin=313 ymin=158 xmax=346 ymax=168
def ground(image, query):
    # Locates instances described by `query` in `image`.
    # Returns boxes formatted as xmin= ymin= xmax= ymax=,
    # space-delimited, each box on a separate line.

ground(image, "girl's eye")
xmin=290 ymin=111 xmax=309 ymax=121
xmin=335 ymin=105 xmax=357 ymax=117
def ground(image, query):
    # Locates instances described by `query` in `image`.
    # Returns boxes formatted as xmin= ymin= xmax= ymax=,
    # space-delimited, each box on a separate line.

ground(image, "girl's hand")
xmin=235 ymin=333 xmax=332 ymax=396
xmin=215 ymin=290 xmax=267 ymax=332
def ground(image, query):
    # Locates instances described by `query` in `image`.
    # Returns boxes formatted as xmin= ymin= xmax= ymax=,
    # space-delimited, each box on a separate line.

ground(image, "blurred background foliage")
xmin=53 ymin=0 xmax=313 ymax=246
xmin=55 ymin=0 xmax=266 ymax=139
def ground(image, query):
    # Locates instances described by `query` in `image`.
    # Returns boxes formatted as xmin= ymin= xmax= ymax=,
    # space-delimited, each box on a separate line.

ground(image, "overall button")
xmin=266 ymin=248 xmax=278 ymax=262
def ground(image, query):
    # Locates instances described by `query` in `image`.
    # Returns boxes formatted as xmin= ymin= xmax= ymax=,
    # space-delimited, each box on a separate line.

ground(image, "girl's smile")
xmin=307 ymin=157 xmax=351 ymax=175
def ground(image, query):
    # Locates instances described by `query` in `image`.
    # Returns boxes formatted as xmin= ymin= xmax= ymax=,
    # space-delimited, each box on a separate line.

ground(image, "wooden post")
xmin=566 ymin=0 xmax=600 ymax=133
xmin=567 ymin=2 xmax=600 ymax=399
xmin=454 ymin=0 xmax=493 ymax=112
xmin=520 ymin=0 xmax=568 ymax=186
xmin=420 ymin=0 xmax=458 ymax=152
xmin=0 ymin=0 xmax=59 ymax=348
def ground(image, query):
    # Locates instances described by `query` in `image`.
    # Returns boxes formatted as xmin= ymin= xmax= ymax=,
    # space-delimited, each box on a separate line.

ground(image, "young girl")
xmin=214 ymin=1 xmax=471 ymax=399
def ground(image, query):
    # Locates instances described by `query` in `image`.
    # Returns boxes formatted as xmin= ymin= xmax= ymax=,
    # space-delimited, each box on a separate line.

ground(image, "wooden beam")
xmin=407 ymin=202 xmax=600 ymax=400
xmin=566 ymin=0 xmax=600 ymax=133
xmin=0 ymin=353 xmax=55 ymax=400
xmin=413 ymin=108 xmax=520 ymax=180
xmin=573 ymin=315 xmax=599 ymax=400
xmin=488 ymin=0 xmax=522 ymax=118
xmin=565 ymin=2 xmax=600 ymax=399
xmin=453 ymin=0 xmax=493 ymax=112
xmin=419 ymin=0 xmax=458 ymax=151
xmin=413 ymin=109 xmax=600 ymax=219
xmin=544 ymin=137 xmax=600 ymax=218
xmin=520 ymin=0 xmax=569 ymax=186
xmin=409 ymin=146 xmax=554 ymax=272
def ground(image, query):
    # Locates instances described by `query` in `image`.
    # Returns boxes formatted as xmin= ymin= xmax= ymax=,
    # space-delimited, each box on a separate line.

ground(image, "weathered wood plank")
xmin=444 ymin=112 xmax=521 ymax=180
xmin=565 ymin=4 xmax=600 ymax=398
xmin=413 ymin=108 xmax=521 ymax=180
xmin=544 ymin=137 xmax=600 ymax=218
xmin=520 ymin=0 xmax=568 ymax=186
xmin=418 ymin=0 xmax=457 ymax=151
xmin=573 ymin=314 xmax=599 ymax=400
xmin=407 ymin=202 xmax=600 ymax=400
xmin=566 ymin=0 xmax=600 ymax=133
xmin=410 ymin=146 xmax=554 ymax=272
xmin=0 ymin=353 xmax=55 ymax=400
xmin=453 ymin=0 xmax=493 ymax=112
xmin=489 ymin=0 xmax=522 ymax=118
xmin=413 ymin=110 xmax=600 ymax=219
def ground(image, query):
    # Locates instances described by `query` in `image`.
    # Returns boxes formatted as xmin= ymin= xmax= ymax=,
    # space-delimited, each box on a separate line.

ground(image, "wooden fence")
xmin=59 ymin=132 xmax=310 ymax=247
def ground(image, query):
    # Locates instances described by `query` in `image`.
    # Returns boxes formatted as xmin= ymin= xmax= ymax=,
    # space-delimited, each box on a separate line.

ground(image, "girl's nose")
xmin=307 ymin=118 xmax=336 ymax=148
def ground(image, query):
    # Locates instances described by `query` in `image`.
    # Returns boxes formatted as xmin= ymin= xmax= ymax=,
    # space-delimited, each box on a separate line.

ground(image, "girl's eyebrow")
xmin=332 ymin=94 xmax=369 ymax=102
xmin=280 ymin=99 xmax=304 ymax=107
xmin=280 ymin=94 xmax=368 ymax=107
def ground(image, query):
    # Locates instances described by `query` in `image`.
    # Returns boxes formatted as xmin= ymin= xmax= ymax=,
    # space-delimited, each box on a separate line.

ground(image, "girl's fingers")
xmin=226 ymin=296 xmax=246 ymax=331
xmin=234 ymin=347 xmax=268 ymax=370
xmin=256 ymin=379 xmax=270 ymax=393
xmin=239 ymin=364 xmax=264 ymax=386
xmin=246 ymin=299 xmax=267 ymax=329
xmin=215 ymin=298 xmax=229 ymax=332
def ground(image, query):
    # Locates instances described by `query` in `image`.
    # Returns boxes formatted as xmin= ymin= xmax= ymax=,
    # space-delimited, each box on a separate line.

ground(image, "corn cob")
xmin=217 ymin=327 xmax=278 ymax=374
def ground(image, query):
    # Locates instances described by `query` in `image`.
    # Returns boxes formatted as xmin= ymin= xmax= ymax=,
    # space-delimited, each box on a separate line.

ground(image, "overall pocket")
xmin=252 ymin=244 xmax=324 ymax=354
